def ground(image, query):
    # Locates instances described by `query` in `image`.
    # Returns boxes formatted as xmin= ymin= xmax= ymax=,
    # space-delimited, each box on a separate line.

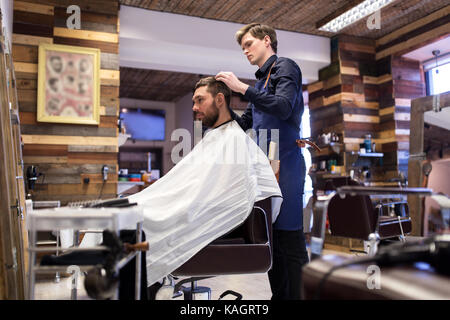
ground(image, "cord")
xmin=98 ymin=180 xmax=106 ymax=200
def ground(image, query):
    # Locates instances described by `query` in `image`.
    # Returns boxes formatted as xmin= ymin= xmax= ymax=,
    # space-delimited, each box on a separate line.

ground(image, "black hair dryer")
xmin=26 ymin=165 xmax=39 ymax=192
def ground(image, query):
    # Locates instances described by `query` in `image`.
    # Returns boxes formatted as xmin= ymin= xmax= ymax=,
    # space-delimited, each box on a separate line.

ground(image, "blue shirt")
xmin=232 ymin=54 xmax=306 ymax=230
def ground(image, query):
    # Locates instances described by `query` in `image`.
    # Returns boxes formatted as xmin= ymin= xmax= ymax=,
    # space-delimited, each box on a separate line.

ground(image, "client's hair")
xmin=194 ymin=77 xmax=231 ymax=107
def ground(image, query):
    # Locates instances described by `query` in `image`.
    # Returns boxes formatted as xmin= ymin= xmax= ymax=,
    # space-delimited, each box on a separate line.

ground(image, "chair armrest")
xmin=242 ymin=207 xmax=270 ymax=244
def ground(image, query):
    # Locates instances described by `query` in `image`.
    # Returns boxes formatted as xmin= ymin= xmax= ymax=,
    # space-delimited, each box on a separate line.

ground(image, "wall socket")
xmin=102 ymin=165 xmax=109 ymax=181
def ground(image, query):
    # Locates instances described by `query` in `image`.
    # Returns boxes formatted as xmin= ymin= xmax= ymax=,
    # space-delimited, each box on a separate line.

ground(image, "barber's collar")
xmin=255 ymin=55 xmax=277 ymax=79
xmin=213 ymin=118 xmax=233 ymax=130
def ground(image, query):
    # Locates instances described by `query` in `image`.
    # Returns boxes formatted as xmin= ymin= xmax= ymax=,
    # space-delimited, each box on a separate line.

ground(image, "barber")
xmin=215 ymin=23 xmax=308 ymax=300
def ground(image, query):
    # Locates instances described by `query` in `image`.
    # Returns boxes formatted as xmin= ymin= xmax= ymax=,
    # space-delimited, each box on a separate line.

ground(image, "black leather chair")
xmin=166 ymin=198 xmax=275 ymax=299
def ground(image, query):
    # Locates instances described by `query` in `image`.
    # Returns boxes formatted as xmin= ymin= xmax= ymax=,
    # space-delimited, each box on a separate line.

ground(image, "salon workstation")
xmin=0 ymin=0 xmax=449 ymax=303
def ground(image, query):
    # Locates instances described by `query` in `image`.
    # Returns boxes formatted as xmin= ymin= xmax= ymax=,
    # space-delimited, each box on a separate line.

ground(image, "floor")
xmin=33 ymin=248 xmax=354 ymax=300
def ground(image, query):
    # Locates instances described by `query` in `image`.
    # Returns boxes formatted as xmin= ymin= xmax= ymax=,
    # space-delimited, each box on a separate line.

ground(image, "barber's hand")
xmin=215 ymin=72 xmax=249 ymax=95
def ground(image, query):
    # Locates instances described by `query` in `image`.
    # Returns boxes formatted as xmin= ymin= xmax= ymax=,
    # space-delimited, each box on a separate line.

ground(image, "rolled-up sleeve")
xmin=244 ymin=59 xmax=301 ymax=121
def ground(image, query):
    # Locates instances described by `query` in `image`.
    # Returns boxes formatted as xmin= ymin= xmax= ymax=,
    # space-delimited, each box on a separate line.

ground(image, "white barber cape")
xmin=128 ymin=120 xmax=282 ymax=286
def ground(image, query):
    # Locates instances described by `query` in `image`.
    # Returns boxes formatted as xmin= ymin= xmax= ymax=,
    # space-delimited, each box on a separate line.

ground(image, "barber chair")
xmin=327 ymin=191 xmax=411 ymax=243
xmin=302 ymin=250 xmax=450 ymax=300
xmin=322 ymin=179 xmax=412 ymax=254
xmin=154 ymin=198 xmax=274 ymax=300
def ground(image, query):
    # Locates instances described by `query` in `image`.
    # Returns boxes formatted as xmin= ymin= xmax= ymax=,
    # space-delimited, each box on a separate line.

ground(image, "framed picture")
xmin=37 ymin=43 xmax=100 ymax=125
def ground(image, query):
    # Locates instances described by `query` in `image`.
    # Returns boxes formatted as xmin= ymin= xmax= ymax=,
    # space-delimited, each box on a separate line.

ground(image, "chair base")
xmin=182 ymin=284 xmax=211 ymax=300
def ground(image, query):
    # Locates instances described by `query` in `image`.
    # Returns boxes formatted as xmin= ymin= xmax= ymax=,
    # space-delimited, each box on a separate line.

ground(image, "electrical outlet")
xmin=102 ymin=165 xmax=109 ymax=181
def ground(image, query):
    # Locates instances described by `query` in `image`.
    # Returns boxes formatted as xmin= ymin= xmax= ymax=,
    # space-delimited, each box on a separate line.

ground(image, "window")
xmin=300 ymin=106 xmax=313 ymax=208
xmin=425 ymin=62 xmax=450 ymax=96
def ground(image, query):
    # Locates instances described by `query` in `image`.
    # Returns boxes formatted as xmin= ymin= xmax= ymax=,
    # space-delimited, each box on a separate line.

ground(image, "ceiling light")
xmin=318 ymin=0 xmax=395 ymax=33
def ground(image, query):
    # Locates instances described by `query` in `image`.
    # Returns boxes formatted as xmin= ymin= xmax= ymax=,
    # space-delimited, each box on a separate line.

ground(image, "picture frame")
xmin=37 ymin=43 xmax=101 ymax=125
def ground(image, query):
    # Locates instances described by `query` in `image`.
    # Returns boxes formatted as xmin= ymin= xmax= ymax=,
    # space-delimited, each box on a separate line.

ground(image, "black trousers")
xmin=268 ymin=229 xmax=309 ymax=300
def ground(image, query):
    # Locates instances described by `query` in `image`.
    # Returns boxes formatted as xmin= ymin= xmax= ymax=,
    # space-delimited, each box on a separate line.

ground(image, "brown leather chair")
xmin=327 ymin=190 xmax=412 ymax=242
xmin=169 ymin=198 xmax=274 ymax=298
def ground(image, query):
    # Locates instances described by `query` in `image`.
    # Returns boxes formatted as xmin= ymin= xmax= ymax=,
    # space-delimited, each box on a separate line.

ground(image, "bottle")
xmin=364 ymin=134 xmax=372 ymax=153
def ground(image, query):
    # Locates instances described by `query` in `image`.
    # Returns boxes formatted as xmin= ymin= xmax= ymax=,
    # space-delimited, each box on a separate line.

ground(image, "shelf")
xmin=352 ymin=151 xmax=384 ymax=158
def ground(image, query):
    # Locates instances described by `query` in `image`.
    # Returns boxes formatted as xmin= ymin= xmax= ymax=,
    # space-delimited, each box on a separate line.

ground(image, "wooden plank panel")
xmin=53 ymin=37 xmax=118 ymax=54
xmin=20 ymin=124 xmax=117 ymax=137
xmin=377 ymin=14 xmax=450 ymax=54
xmin=339 ymin=42 xmax=375 ymax=54
xmin=323 ymin=74 xmax=341 ymax=90
xmin=22 ymin=156 xmax=68 ymax=164
xmin=100 ymin=53 xmax=119 ymax=70
xmin=22 ymin=135 xmax=118 ymax=146
xmin=307 ymin=81 xmax=323 ymax=94
xmin=68 ymin=145 xmax=118 ymax=153
xmin=22 ymin=144 xmax=67 ymax=156
xmin=80 ymin=173 xmax=118 ymax=183
xmin=18 ymin=112 xmax=37 ymax=125
xmin=319 ymin=61 xmax=340 ymax=81
xmin=341 ymin=106 xmax=378 ymax=116
xmin=35 ymin=174 xmax=81 ymax=184
xmin=379 ymin=106 xmax=395 ymax=116
xmin=68 ymin=152 xmax=117 ymax=164
xmin=24 ymin=163 xmax=117 ymax=175
xmin=13 ymin=22 xmax=53 ymax=38
xmin=14 ymin=62 xmax=38 ymax=74
xmin=54 ymin=18 xmax=117 ymax=34
xmin=376 ymin=6 xmax=450 ymax=47
xmin=343 ymin=114 xmax=379 ymax=123
xmin=100 ymin=69 xmax=120 ymax=86
xmin=99 ymin=116 xmax=117 ymax=129
xmin=34 ymin=182 xmax=117 ymax=196
xmin=14 ymin=1 xmax=54 ymax=15
xmin=340 ymin=65 xmax=359 ymax=76
xmin=53 ymin=27 xmax=119 ymax=43
xmin=12 ymin=33 xmax=53 ymax=46
xmin=16 ymin=79 xmax=37 ymax=90
xmin=376 ymin=23 xmax=450 ymax=60
xmin=13 ymin=10 xmax=54 ymax=26
xmin=12 ymin=44 xmax=38 ymax=63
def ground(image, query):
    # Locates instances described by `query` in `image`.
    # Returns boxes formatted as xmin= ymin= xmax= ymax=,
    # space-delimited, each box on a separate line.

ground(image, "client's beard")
xmin=201 ymin=101 xmax=219 ymax=128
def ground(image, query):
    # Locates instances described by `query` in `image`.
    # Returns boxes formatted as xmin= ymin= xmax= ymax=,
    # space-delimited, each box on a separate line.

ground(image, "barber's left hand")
xmin=215 ymin=71 xmax=249 ymax=95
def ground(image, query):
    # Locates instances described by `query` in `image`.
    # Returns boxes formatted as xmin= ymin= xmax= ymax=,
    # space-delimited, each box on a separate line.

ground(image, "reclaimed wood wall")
xmin=307 ymin=34 xmax=397 ymax=183
xmin=307 ymin=5 xmax=447 ymax=184
xmin=12 ymin=0 xmax=120 ymax=205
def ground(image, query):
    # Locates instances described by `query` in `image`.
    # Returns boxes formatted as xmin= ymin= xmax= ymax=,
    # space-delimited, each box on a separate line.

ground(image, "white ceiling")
xmin=119 ymin=5 xmax=330 ymax=83
xmin=403 ymin=36 xmax=450 ymax=62
xmin=424 ymin=107 xmax=450 ymax=130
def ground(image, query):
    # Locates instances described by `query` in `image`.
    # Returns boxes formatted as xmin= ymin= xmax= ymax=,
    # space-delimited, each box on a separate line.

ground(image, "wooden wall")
xmin=307 ymin=5 xmax=446 ymax=184
xmin=12 ymin=0 xmax=120 ymax=205
xmin=307 ymin=34 xmax=400 ymax=184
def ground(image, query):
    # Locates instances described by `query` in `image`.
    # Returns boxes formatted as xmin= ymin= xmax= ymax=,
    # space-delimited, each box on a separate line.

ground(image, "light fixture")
xmin=432 ymin=50 xmax=440 ymax=74
xmin=318 ymin=0 xmax=396 ymax=33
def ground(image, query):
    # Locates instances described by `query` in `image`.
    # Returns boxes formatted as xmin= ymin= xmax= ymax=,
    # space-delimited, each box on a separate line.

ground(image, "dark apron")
xmin=252 ymin=68 xmax=306 ymax=231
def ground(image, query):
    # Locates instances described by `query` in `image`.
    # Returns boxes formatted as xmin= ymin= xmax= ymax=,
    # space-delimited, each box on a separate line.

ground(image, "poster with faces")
xmin=45 ymin=50 xmax=94 ymax=118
